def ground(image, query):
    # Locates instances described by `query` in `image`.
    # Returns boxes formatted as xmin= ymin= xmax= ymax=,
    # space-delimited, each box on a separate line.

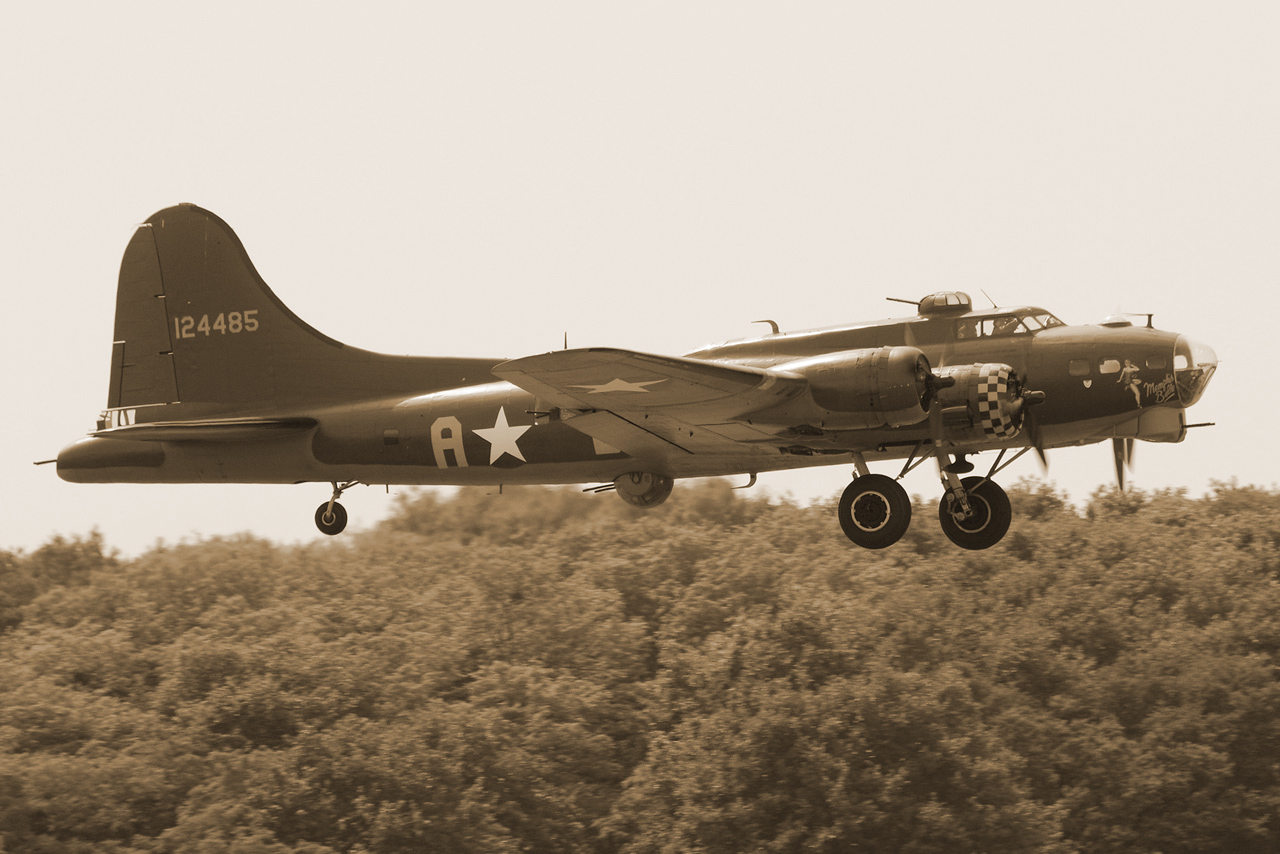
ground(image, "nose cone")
xmin=1174 ymin=335 xmax=1217 ymax=406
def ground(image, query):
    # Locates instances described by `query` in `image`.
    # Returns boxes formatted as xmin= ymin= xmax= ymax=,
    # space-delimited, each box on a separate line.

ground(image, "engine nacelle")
xmin=788 ymin=346 xmax=933 ymax=429
xmin=934 ymin=363 xmax=1025 ymax=442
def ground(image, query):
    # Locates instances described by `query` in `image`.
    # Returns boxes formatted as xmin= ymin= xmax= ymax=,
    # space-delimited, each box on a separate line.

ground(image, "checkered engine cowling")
xmin=934 ymin=363 xmax=1025 ymax=442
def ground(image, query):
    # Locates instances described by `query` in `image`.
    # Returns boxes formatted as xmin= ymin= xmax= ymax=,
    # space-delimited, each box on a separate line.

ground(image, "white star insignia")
xmin=473 ymin=406 xmax=531 ymax=464
xmin=570 ymin=378 xmax=666 ymax=394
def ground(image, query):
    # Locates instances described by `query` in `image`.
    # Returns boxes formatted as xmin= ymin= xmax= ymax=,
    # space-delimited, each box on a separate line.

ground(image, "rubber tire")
xmin=614 ymin=472 xmax=674 ymax=509
xmin=315 ymin=501 xmax=348 ymax=536
xmin=838 ymin=474 xmax=912 ymax=549
xmin=938 ymin=477 xmax=1011 ymax=550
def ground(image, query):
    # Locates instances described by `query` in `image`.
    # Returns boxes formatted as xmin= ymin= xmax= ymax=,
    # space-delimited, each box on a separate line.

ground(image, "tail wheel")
xmin=938 ymin=476 xmax=1011 ymax=550
xmin=838 ymin=474 xmax=912 ymax=549
xmin=315 ymin=501 xmax=348 ymax=536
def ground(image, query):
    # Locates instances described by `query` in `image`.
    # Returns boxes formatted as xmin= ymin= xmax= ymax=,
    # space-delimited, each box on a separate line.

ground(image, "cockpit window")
xmin=989 ymin=316 xmax=1024 ymax=336
xmin=955 ymin=310 xmax=1065 ymax=340
xmin=1023 ymin=312 xmax=1065 ymax=330
xmin=957 ymin=316 xmax=1026 ymax=338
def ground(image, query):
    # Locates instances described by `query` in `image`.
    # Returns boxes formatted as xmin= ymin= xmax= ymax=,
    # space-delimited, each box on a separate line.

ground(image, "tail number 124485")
xmin=173 ymin=310 xmax=260 ymax=339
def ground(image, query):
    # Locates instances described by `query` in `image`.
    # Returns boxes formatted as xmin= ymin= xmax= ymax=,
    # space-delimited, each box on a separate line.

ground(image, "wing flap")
xmin=561 ymin=410 xmax=780 ymax=458
xmin=561 ymin=411 xmax=694 ymax=457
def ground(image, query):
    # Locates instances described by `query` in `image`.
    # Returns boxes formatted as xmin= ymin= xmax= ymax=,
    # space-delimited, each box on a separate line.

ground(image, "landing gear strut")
xmin=838 ymin=474 xmax=912 ymax=549
xmin=314 ymin=480 xmax=360 ymax=535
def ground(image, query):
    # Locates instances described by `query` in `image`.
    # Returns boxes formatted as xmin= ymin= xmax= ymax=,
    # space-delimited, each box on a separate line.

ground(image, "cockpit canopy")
xmin=955 ymin=310 xmax=1065 ymax=340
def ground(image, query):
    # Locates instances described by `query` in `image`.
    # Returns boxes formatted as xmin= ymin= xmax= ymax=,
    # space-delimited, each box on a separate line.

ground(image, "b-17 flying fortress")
xmin=55 ymin=205 xmax=1217 ymax=549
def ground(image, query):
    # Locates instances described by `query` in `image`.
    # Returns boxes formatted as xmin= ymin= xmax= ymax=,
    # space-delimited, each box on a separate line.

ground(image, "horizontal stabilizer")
xmin=92 ymin=417 xmax=317 ymax=443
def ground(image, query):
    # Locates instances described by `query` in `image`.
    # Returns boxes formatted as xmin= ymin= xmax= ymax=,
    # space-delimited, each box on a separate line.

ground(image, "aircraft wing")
xmin=493 ymin=348 xmax=805 ymax=456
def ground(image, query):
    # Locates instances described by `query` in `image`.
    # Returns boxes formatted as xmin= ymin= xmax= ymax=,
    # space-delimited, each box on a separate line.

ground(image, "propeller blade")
xmin=1113 ymin=440 xmax=1125 ymax=491
xmin=1019 ymin=389 xmax=1049 ymax=471
xmin=1112 ymin=437 xmax=1135 ymax=491
xmin=1024 ymin=408 xmax=1049 ymax=471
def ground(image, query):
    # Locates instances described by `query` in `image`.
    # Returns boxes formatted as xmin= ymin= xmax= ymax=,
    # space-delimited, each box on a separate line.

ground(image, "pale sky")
xmin=3 ymin=3 xmax=1276 ymax=556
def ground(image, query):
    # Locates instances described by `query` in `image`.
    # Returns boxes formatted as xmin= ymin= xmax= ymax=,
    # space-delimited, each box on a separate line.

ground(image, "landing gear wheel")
xmin=838 ymin=474 xmax=912 ymax=549
xmin=938 ymin=477 xmax=1011 ymax=550
xmin=613 ymin=472 xmax=674 ymax=509
xmin=315 ymin=501 xmax=348 ymax=536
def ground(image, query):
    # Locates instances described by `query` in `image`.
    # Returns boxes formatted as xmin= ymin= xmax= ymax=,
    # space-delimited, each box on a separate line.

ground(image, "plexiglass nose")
xmin=1174 ymin=335 xmax=1217 ymax=406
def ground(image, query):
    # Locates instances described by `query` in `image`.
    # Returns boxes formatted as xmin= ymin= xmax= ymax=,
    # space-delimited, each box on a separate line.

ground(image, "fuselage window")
xmin=1099 ymin=358 xmax=1121 ymax=375
xmin=1069 ymin=359 xmax=1091 ymax=377
xmin=1146 ymin=354 xmax=1168 ymax=370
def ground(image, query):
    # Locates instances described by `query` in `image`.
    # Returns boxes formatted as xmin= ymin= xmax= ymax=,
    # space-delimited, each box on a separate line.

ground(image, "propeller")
xmin=1112 ymin=437 xmax=1135 ymax=491
xmin=1021 ymin=398 xmax=1049 ymax=471
xmin=1013 ymin=376 xmax=1048 ymax=471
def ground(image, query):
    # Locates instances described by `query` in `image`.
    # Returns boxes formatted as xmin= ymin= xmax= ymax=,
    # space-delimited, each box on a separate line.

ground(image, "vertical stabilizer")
xmin=104 ymin=204 xmax=503 ymax=420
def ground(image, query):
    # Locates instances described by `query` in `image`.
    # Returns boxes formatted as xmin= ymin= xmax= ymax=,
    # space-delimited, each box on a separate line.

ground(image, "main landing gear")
xmin=937 ymin=475 xmax=1011 ymax=550
xmin=315 ymin=480 xmax=360 ymax=536
xmin=838 ymin=474 xmax=912 ymax=549
xmin=838 ymin=450 xmax=1021 ymax=550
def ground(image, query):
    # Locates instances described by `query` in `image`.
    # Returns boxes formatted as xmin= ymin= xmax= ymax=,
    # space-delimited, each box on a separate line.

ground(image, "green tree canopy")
xmin=2 ymin=479 xmax=1278 ymax=852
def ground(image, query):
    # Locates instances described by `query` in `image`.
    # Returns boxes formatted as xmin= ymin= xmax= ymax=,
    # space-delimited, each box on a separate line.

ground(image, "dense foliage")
xmin=3 ymin=479 xmax=1279 ymax=853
